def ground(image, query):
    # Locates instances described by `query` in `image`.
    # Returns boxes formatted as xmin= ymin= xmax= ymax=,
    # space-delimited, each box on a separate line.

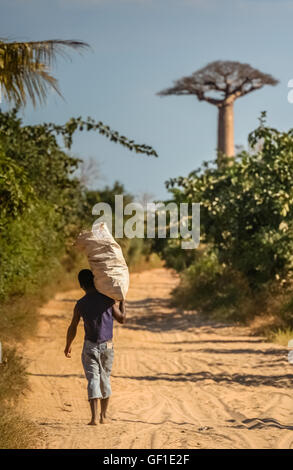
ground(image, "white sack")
xmin=74 ymin=222 xmax=129 ymax=301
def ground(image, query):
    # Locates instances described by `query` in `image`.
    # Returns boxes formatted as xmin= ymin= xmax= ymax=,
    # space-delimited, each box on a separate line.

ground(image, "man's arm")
xmin=112 ymin=300 xmax=126 ymax=324
xmin=64 ymin=304 xmax=81 ymax=358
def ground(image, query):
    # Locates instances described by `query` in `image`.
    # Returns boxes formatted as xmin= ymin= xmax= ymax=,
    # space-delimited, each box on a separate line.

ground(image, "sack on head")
xmin=74 ymin=222 xmax=129 ymax=301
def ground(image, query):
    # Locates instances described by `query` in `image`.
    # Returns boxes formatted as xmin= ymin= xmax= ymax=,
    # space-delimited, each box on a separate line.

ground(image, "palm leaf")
xmin=0 ymin=39 xmax=90 ymax=107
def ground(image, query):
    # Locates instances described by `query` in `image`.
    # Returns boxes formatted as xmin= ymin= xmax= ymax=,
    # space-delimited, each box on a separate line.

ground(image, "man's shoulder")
xmin=77 ymin=291 xmax=115 ymax=307
xmin=97 ymin=291 xmax=115 ymax=305
xmin=77 ymin=293 xmax=87 ymax=303
xmin=76 ymin=293 xmax=88 ymax=309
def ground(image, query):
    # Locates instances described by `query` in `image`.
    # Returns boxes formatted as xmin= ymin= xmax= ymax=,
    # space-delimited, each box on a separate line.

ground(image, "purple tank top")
xmin=77 ymin=291 xmax=115 ymax=343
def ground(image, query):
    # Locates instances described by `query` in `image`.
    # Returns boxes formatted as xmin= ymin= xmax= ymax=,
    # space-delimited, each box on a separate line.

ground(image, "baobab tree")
xmin=158 ymin=61 xmax=278 ymax=166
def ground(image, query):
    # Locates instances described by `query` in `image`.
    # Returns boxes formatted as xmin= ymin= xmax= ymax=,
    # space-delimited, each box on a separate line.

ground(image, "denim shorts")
xmin=81 ymin=339 xmax=114 ymax=400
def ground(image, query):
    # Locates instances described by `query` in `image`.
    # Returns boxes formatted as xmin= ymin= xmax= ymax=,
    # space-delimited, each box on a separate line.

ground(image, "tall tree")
xmin=0 ymin=39 xmax=89 ymax=107
xmin=158 ymin=61 xmax=278 ymax=166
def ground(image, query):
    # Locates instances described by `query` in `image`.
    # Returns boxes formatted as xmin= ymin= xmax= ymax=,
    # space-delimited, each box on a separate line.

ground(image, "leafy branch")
xmin=47 ymin=116 xmax=158 ymax=156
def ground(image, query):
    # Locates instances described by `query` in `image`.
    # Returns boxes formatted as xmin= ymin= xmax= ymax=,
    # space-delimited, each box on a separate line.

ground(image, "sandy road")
xmin=21 ymin=268 xmax=293 ymax=449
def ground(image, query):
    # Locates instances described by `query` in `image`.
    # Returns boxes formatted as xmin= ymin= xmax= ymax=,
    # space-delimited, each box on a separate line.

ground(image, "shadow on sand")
xmin=231 ymin=417 xmax=293 ymax=431
xmin=112 ymin=371 xmax=293 ymax=388
xmin=124 ymin=298 xmax=230 ymax=333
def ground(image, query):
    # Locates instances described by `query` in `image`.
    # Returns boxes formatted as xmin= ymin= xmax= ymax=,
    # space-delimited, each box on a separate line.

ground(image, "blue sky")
xmin=1 ymin=0 xmax=293 ymax=200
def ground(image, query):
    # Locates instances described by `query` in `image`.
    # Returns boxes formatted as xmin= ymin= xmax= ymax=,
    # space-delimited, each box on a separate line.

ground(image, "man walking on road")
xmin=64 ymin=269 xmax=126 ymax=425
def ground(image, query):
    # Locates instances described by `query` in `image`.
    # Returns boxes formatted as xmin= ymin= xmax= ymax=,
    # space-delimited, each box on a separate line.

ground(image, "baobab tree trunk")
xmin=217 ymin=100 xmax=234 ymax=166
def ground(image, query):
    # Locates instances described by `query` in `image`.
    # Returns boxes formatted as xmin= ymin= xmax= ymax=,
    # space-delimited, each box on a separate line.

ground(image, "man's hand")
xmin=64 ymin=304 xmax=81 ymax=359
xmin=64 ymin=345 xmax=72 ymax=358
xmin=112 ymin=300 xmax=126 ymax=324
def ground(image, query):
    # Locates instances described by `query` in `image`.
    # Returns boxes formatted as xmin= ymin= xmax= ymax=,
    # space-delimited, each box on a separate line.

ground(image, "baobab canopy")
xmin=158 ymin=61 xmax=279 ymax=165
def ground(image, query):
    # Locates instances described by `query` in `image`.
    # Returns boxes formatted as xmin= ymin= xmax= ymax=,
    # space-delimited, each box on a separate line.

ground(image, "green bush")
xmin=160 ymin=115 xmax=293 ymax=328
xmin=167 ymin=114 xmax=293 ymax=288
xmin=0 ymin=202 xmax=66 ymax=300
xmin=171 ymin=249 xmax=254 ymax=322
xmin=152 ymin=238 xmax=197 ymax=272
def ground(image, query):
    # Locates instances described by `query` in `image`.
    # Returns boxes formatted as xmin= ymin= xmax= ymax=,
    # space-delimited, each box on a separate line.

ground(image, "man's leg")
xmin=100 ymin=397 xmax=110 ymax=424
xmin=82 ymin=342 xmax=101 ymax=425
xmin=89 ymin=398 xmax=98 ymax=425
xmin=99 ymin=345 xmax=114 ymax=424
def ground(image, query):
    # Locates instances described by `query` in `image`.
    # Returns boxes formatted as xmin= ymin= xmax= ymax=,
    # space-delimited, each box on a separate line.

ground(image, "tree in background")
xmin=0 ymin=39 xmax=89 ymax=106
xmin=154 ymin=115 xmax=293 ymax=324
xmin=158 ymin=61 xmax=278 ymax=166
xmin=166 ymin=114 xmax=293 ymax=287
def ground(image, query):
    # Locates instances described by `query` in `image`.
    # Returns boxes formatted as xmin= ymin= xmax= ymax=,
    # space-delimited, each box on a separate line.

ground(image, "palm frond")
xmin=4 ymin=39 xmax=90 ymax=66
xmin=0 ymin=39 xmax=90 ymax=107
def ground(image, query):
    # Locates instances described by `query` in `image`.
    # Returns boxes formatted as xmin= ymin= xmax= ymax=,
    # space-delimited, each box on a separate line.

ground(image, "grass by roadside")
xmin=267 ymin=328 xmax=293 ymax=346
xmin=248 ymin=284 xmax=293 ymax=346
xmin=249 ymin=315 xmax=293 ymax=346
xmin=0 ymin=348 xmax=42 ymax=449
xmin=0 ymin=405 xmax=42 ymax=449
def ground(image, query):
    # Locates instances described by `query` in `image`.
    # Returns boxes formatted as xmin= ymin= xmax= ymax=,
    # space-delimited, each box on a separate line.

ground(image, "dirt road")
xmin=21 ymin=268 xmax=293 ymax=449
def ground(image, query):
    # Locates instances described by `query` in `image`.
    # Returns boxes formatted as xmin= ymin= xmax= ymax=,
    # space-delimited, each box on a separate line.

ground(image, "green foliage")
xmin=157 ymin=114 xmax=293 ymax=328
xmin=152 ymin=237 xmax=196 ymax=272
xmin=0 ymin=109 xmax=86 ymax=300
xmin=0 ymin=108 xmax=84 ymax=229
xmin=50 ymin=116 xmax=158 ymax=156
xmin=0 ymin=149 xmax=35 ymax=226
xmin=83 ymin=181 xmax=133 ymax=223
xmin=0 ymin=109 xmax=157 ymax=301
xmin=167 ymin=115 xmax=293 ymax=287
xmin=150 ymin=188 xmax=198 ymax=272
xmin=171 ymin=249 xmax=254 ymax=322
xmin=0 ymin=202 xmax=67 ymax=299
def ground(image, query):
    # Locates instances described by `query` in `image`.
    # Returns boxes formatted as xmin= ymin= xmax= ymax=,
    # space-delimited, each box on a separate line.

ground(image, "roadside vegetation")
xmin=0 ymin=108 xmax=157 ymax=448
xmin=153 ymin=113 xmax=293 ymax=344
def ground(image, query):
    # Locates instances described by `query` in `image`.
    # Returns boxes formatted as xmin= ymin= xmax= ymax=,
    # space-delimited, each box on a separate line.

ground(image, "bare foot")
xmin=88 ymin=420 xmax=97 ymax=425
xmin=100 ymin=414 xmax=110 ymax=424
